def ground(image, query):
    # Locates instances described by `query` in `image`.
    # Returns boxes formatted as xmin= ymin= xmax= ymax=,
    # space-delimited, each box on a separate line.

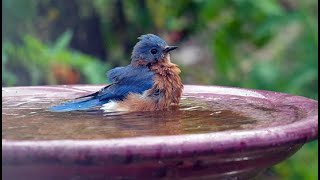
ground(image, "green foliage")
xmin=2 ymin=31 xmax=109 ymax=86
xmin=2 ymin=49 xmax=17 ymax=86
xmin=274 ymin=140 xmax=318 ymax=180
xmin=199 ymin=0 xmax=318 ymax=100
xmin=2 ymin=0 xmax=37 ymax=42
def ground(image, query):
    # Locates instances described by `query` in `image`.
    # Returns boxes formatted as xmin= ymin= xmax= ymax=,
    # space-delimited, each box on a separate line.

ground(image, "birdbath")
xmin=2 ymin=85 xmax=318 ymax=179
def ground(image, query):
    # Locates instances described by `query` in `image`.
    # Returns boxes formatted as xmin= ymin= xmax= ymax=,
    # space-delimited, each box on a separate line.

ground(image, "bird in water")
xmin=49 ymin=34 xmax=183 ymax=112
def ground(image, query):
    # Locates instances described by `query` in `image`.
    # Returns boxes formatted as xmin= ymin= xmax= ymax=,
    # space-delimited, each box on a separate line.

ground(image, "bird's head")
xmin=131 ymin=34 xmax=178 ymax=65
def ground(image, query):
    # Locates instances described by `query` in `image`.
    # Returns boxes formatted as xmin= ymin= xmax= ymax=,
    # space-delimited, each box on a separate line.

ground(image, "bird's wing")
xmin=82 ymin=65 xmax=154 ymax=102
xmin=49 ymin=65 xmax=154 ymax=112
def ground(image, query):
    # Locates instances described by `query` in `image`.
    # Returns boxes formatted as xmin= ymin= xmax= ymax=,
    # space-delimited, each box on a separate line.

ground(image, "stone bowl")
xmin=2 ymin=85 xmax=318 ymax=179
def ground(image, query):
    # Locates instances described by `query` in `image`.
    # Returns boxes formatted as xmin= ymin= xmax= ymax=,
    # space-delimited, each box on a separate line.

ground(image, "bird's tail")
xmin=48 ymin=97 xmax=104 ymax=112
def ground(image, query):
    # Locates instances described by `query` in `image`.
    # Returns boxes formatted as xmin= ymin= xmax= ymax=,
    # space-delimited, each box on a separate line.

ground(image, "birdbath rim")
xmin=2 ymin=84 xmax=318 ymax=157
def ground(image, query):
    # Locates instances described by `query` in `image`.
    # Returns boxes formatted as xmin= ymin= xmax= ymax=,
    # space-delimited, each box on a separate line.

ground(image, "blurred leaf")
xmin=250 ymin=0 xmax=284 ymax=16
xmin=52 ymin=30 xmax=73 ymax=52
xmin=2 ymin=46 xmax=17 ymax=86
xmin=199 ymin=0 xmax=227 ymax=22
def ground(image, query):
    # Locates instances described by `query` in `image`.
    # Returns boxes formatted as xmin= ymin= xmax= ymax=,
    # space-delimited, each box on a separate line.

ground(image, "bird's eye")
xmin=150 ymin=49 xmax=158 ymax=54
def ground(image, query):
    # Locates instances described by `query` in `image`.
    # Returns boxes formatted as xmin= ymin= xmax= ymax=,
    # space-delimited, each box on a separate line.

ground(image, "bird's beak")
xmin=164 ymin=46 xmax=178 ymax=53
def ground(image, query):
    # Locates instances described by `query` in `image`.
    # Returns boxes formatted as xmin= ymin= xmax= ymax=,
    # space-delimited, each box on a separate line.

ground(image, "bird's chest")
xmin=148 ymin=62 xmax=183 ymax=106
xmin=153 ymin=72 xmax=180 ymax=93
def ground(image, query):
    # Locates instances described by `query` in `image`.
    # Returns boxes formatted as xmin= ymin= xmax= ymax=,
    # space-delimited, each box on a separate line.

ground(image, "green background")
xmin=2 ymin=0 xmax=318 ymax=179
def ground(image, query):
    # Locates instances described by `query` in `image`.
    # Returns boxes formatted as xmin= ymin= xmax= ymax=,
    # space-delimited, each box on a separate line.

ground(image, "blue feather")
xmin=49 ymin=65 xmax=155 ymax=112
xmin=48 ymin=97 xmax=105 ymax=112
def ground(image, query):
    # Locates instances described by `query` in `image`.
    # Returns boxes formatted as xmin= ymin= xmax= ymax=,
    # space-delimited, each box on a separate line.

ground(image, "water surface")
xmin=2 ymin=88 xmax=305 ymax=140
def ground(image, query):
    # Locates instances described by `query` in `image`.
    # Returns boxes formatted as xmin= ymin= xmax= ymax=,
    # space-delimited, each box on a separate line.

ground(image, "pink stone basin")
xmin=2 ymin=85 xmax=318 ymax=179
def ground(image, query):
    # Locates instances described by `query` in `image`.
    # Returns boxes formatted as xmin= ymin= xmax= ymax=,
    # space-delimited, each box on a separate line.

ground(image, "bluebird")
xmin=49 ymin=34 xmax=183 ymax=112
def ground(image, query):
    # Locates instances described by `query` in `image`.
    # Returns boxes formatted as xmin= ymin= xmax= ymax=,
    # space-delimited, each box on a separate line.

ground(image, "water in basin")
xmin=2 ymin=88 xmax=305 ymax=141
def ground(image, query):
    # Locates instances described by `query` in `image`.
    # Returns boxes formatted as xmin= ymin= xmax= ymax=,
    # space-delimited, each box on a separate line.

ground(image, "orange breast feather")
xmin=117 ymin=57 xmax=183 ymax=111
